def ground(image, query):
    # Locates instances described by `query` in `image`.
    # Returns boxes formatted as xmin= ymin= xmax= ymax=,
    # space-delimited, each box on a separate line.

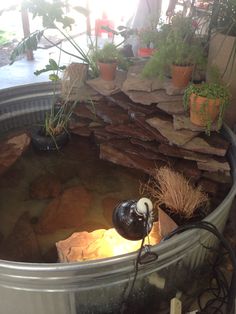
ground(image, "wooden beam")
xmin=21 ymin=5 xmax=34 ymax=61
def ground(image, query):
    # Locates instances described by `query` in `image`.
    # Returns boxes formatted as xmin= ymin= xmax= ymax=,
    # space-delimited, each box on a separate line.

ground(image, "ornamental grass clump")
xmin=141 ymin=167 xmax=209 ymax=219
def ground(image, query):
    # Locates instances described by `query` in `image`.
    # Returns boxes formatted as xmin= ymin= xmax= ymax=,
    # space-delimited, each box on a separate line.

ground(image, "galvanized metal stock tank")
xmin=0 ymin=83 xmax=235 ymax=314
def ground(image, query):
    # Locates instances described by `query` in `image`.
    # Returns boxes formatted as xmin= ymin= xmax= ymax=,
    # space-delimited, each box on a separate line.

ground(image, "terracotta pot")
xmin=190 ymin=93 xmax=221 ymax=127
xmin=98 ymin=62 xmax=117 ymax=81
xmin=171 ymin=64 xmax=194 ymax=88
xmin=138 ymin=47 xmax=155 ymax=57
xmin=158 ymin=207 xmax=178 ymax=238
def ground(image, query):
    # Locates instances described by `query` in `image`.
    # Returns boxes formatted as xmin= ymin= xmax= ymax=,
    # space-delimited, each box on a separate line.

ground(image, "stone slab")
xmin=183 ymin=134 xmax=229 ymax=157
xmin=157 ymin=101 xmax=185 ymax=115
xmin=122 ymin=89 xmax=183 ymax=106
xmin=73 ymin=103 xmax=103 ymax=122
xmin=158 ymin=143 xmax=209 ymax=162
xmin=87 ymin=71 xmax=127 ymax=96
xmin=93 ymin=129 xmax=127 ymax=142
xmin=146 ymin=116 xmax=200 ymax=146
xmin=100 ymin=143 xmax=167 ymax=176
xmin=105 ymin=123 xmax=156 ymax=141
xmin=92 ymin=101 xmax=129 ymax=125
xmin=65 ymin=83 xmax=103 ymax=102
xmin=0 ymin=132 xmax=31 ymax=176
xmin=130 ymin=138 xmax=161 ymax=154
xmin=163 ymin=80 xmax=185 ymax=96
xmin=173 ymin=115 xmax=219 ymax=132
xmin=133 ymin=116 xmax=168 ymax=143
xmin=122 ymin=75 xmax=153 ymax=92
xmin=105 ymin=138 xmax=172 ymax=162
xmin=197 ymin=158 xmax=230 ymax=173
xmin=202 ymin=171 xmax=231 ymax=184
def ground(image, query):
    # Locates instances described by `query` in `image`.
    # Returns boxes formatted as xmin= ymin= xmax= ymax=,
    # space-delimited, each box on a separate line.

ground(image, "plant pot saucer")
xmin=31 ymin=127 xmax=69 ymax=151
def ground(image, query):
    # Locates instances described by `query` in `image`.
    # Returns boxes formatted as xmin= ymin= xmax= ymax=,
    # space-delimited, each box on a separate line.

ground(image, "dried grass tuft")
xmin=140 ymin=167 xmax=209 ymax=219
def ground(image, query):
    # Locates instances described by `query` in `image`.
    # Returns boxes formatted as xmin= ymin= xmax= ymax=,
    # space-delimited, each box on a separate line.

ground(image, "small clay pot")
xmin=98 ymin=62 xmax=117 ymax=81
xmin=137 ymin=47 xmax=155 ymax=57
xmin=171 ymin=64 xmax=194 ymax=89
xmin=190 ymin=93 xmax=220 ymax=127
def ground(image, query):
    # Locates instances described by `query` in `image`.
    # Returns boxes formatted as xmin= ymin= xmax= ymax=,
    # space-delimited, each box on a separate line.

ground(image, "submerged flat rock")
xmin=30 ymin=174 xmax=62 ymax=200
xmin=0 ymin=132 xmax=31 ymax=176
xmin=0 ymin=212 xmax=42 ymax=262
xmin=35 ymin=186 xmax=91 ymax=234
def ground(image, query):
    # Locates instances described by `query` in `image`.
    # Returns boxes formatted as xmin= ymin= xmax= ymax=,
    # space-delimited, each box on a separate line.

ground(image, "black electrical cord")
xmin=196 ymin=251 xmax=230 ymax=314
xmin=120 ymin=202 xmax=158 ymax=314
xmin=163 ymin=221 xmax=236 ymax=314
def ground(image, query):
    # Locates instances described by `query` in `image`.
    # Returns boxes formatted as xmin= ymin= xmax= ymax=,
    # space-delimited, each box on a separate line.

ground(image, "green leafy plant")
xmin=10 ymin=0 xmax=98 ymax=77
xmin=91 ymin=43 xmax=122 ymax=64
xmin=35 ymin=58 xmax=77 ymax=146
xmin=138 ymin=11 xmax=160 ymax=49
xmin=138 ymin=28 xmax=159 ymax=49
xmin=143 ymin=14 xmax=206 ymax=78
xmin=183 ymin=83 xmax=231 ymax=135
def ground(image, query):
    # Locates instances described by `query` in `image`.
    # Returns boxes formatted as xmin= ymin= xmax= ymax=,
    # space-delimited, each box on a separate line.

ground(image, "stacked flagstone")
xmin=70 ymin=61 xmax=231 ymax=202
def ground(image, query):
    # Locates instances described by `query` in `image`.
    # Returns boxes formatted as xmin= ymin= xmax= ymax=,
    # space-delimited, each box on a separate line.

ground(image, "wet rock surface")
xmin=0 ymin=212 xmax=42 ymax=262
xmin=146 ymin=116 xmax=200 ymax=146
xmin=56 ymin=222 xmax=161 ymax=262
xmin=0 ymin=132 xmax=31 ymax=176
xmin=86 ymin=71 xmax=127 ymax=96
xmin=35 ymin=186 xmax=91 ymax=234
xmin=30 ymin=174 xmax=62 ymax=200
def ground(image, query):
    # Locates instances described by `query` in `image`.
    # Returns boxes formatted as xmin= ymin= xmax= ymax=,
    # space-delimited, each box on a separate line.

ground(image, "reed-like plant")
xmin=141 ymin=167 xmax=209 ymax=219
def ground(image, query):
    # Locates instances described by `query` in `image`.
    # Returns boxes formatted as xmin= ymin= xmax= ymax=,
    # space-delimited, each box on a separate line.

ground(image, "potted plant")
xmin=143 ymin=14 xmax=206 ymax=88
xmin=141 ymin=167 xmax=209 ymax=237
xmin=183 ymin=82 xmax=231 ymax=135
xmin=137 ymin=12 xmax=160 ymax=57
xmin=137 ymin=28 xmax=158 ymax=57
xmin=31 ymin=59 xmax=77 ymax=151
xmin=92 ymin=43 xmax=122 ymax=81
